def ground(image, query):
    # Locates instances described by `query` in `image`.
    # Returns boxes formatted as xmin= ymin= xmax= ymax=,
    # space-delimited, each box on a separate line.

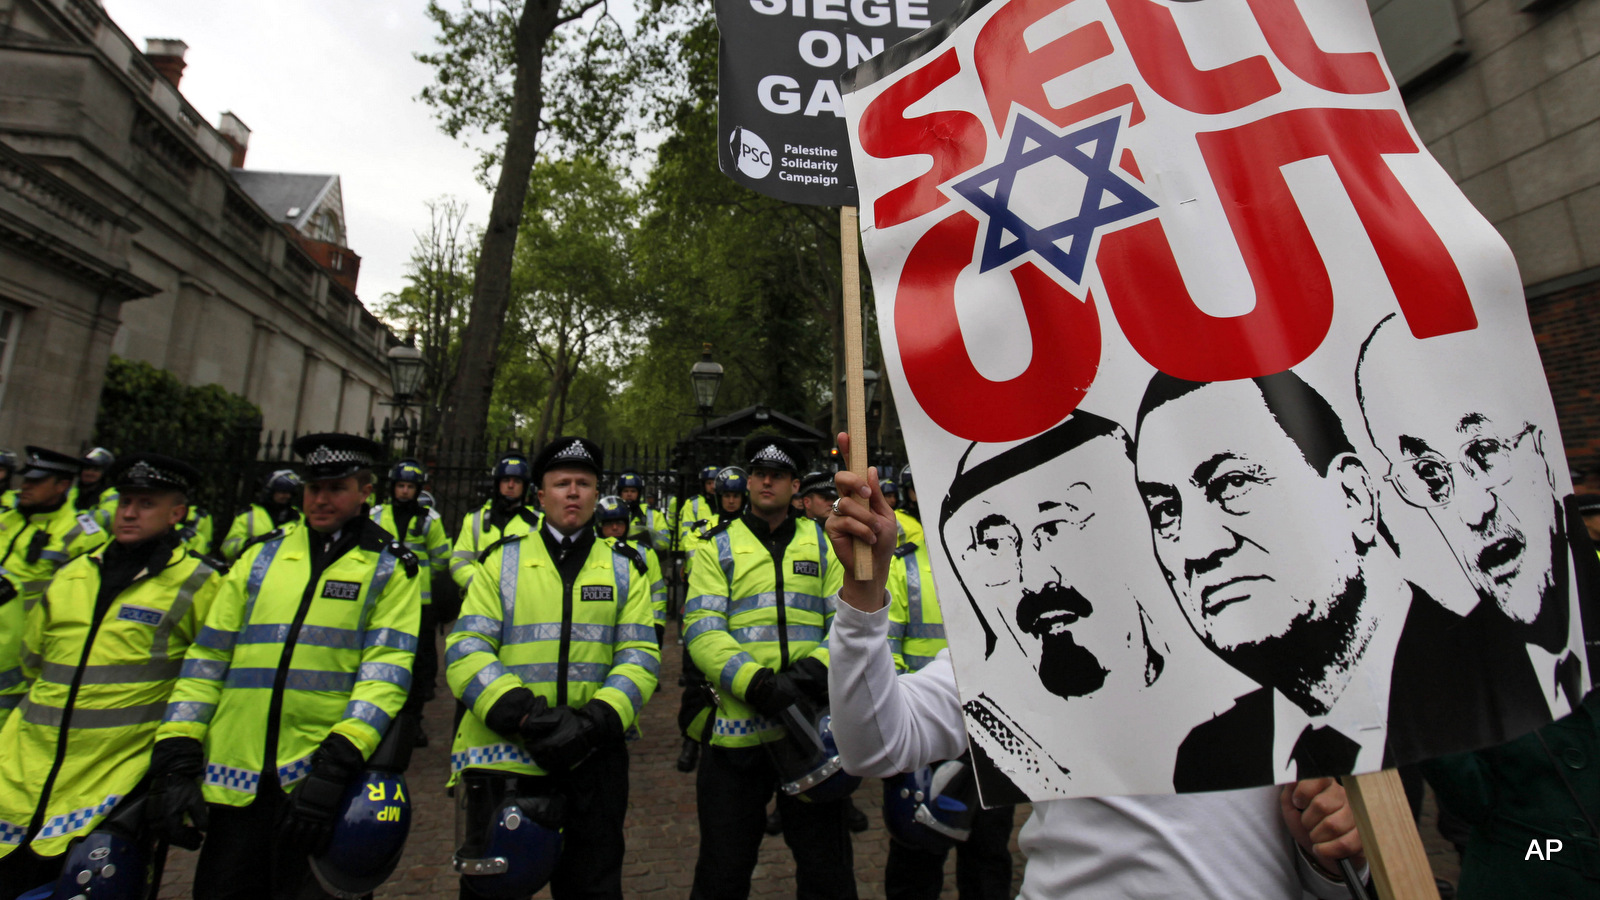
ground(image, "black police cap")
xmin=744 ymin=435 xmax=805 ymax=475
xmin=109 ymin=452 xmax=201 ymax=496
xmin=532 ymin=436 xmax=604 ymax=482
xmin=292 ymin=433 xmax=384 ymax=482
xmin=22 ymin=446 xmax=83 ymax=480
xmin=797 ymin=471 xmax=836 ymax=500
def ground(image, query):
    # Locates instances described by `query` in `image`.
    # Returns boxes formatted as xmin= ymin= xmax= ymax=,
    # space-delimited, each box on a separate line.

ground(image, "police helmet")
xmin=0 ymin=449 xmax=17 ymax=472
xmin=265 ymin=469 xmax=302 ymax=495
xmin=493 ymin=455 xmax=532 ymax=484
xmin=24 ymin=830 xmax=146 ymax=900
xmin=880 ymin=478 xmax=898 ymax=497
xmin=454 ymin=786 xmax=563 ymax=899
xmin=309 ymin=771 xmax=412 ymax=900
xmin=882 ymin=759 xmax=978 ymax=853
xmin=768 ymin=705 xmax=862 ymax=804
xmin=390 ymin=458 xmax=427 ymax=485
xmin=595 ymin=495 xmax=629 ymax=523
xmin=714 ymin=466 xmax=747 ymax=495
xmin=616 ymin=472 xmax=644 ymax=491
xmin=899 ymin=465 xmax=914 ymax=492
xmin=83 ymin=447 xmax=115 ymax=470
xmin=418 ymin=491 xmax=436 ymax=510
xmin=698 ymin=465 xmax=720 ymax=482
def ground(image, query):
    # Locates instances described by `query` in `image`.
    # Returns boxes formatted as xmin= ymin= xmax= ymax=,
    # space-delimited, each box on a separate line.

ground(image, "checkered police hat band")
xmin=124 ymin=460 xmax=187 ymax=489
xmin=552 ymin=440 xmax=592 ymax=462
xmin=303 ymin=446 xmax=373 ymax=468
xmin=752 ymin=444 xmax=795 ymax=469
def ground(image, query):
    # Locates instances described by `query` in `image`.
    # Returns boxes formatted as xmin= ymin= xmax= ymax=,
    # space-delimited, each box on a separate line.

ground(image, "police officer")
xmin=883 ymin=539 xmax=1014 ymax=900
xmin=220 ymin=469 xmax=303 ymax=561
xmin=447 ymin=436 xmax=658 ymax=900
xmin=891 ymin=467 xmax=924 ymax=550
xmin=146 ymin=433 xmax=423 ymax=900
xmin=0 ymin=450 xmax=17 ymax=510
xmin=0 ymin=447 xmax=111 ymax=722
xmin=177 ymin=500 xmax=216 ymax=557
xmin=616 ymin=470 xmax=669 ymax=550
xmin=0 ymin=453 xmax=224 ymax=899
xmin=71 ymin=447 xmax=119 ymax=530
xmin=451 ymin=452 xmax=539 ymax=591
xmin=676 ymin=465 xmax=721 ymax=550
xmin=684 ymin=436 xmax=852 ymax=900
xmin=372 ymin=457 xmax=451 ymax=745
xmin=796 ymin=472 xmax=837 ymax=524
xmin=595 ymin=495 xmax=668 ymax=645
xmin=676 ymin=465 xmax=750 ymax=774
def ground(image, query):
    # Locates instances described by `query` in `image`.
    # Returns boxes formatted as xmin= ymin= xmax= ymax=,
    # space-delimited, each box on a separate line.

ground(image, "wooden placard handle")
xmin=840 ymin=205 xmax=873 ymax=581
xmin=1343 ymin=769 xmax=1441 ymax=900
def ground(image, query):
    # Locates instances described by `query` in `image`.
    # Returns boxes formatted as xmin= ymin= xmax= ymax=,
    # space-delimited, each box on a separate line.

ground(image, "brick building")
xmin=0 ymin=0 xmax=397 ymax=451
xmin=1376 ymin=0 xmax=1600 ymax=479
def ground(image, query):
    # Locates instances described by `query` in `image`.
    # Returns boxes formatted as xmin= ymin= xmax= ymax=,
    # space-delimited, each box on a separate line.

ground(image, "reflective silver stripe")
xmin=356 ymin=661 xmax=411 ymax=688
xmin=683 ymin=618 xmax=722 ymax=643
xmin=0 ymin=667 xmax=24 ymax=690
xmin=21 ymin=581 xmax=51 ymax=593
xmin=39 ymin=660 xmax=182 ymax=685
xmin=447 ymin=636 xmax=495 ymax=665
xmin=502 ymin=622 xmax=612 ymax=644
xmin=612 ymin=549 xmax=631 ymax=616
xmin=0 ymin=694 xmax=20 ymax=711
xmin=240 ymin=536 xmax=285 ymax=624
xmin=460 ymin=660 xmax=510 ymax=707
xmin=906 ymin=552 xmax=925 ymax=626
xmin=715 ymin=532 xmax=735 ymax=584
xmin=225 ymin=669 xmax=358 ymax=692
xmin=603 ymin=673 xmax=645 ymax=714
xmin=813 ymin=521 xmax=830 ymax=586
xmin=684 ymin=594 xmax=728 ymax=616
xmin=38 ymin=550 xmax=67 ymax=563
xmin=152 ymin=560 xmax=216 ymax=662
xmin=508 ymin=662 xmax=610 ymax=683
xmin=180 ymin=658 xmax=228 ymax=681
xmin=720 ymin=652 xmax=755 ymax=691
xmin=472 ymin=509 xmax=484 ymax=545
xmin=453 ymin=616 xmax=499 ymax=639
xmin=344 ymin=699 xmax=391 ymax=732
xmin=19 ymin=698 xmax=165 ymax=728
xmin=617 ymin=624 xmax=655 ymax=644
xmin=613 ymin=648 xmax=659 ymax=674
xmin=497 ymin=540 xmax=520 ymax=647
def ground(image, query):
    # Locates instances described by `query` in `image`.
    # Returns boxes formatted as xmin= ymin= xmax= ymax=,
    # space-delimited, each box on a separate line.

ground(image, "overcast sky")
xmin=105 ymin=0 xmax=493 ymax=309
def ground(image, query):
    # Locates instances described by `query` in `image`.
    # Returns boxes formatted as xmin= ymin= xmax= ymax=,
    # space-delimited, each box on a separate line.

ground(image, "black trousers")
xmin=412 ymin=605 xmax=440 ymax=701
xmin=0 ymin=845 xmax=62 ymax=900
xmin=192 ymin=787 xmax=338 ymax=900
xmin=459 ymin=741 xmax=630 ymax=900
xmin=689 ymin=745 xmax=857 ymax=900
xmin=884 ymin=804 xmax=1015 ymax=900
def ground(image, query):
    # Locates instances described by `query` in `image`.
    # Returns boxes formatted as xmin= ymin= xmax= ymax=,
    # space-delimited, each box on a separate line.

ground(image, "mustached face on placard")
xmin=941 ymin=418 xmax=1167 ymax=704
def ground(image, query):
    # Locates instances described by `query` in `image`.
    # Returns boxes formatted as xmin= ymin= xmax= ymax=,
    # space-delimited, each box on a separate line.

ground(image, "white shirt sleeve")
xmin=826 ymin=597 xmax=968 ymax=777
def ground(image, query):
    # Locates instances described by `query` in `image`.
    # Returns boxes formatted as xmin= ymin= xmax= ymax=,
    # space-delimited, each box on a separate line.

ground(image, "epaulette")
xmin=894 ymin=542 xmax=920 ymax=559
xmin=612 ymin=540 xmax=649 ymax=575
xmin=704 ymin=519 xmax=735 ymax=539
xmin=239 ymin=527 xmax=286 ymax=555
xmin=189 ymin=551 xmax=231 ymax=575
xmin=385 ymin=540 xmax=421 ymax=579
xmin=477 ymin=531 xmax=530 ymax=562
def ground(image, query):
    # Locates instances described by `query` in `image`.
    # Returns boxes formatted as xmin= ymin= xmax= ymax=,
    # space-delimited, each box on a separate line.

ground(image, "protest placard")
xmin=842 ymin=0 xmax=1595 ymax=809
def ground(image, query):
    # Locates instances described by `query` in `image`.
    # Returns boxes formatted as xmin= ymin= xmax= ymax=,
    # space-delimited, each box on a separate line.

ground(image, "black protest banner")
xmin=715 ymin=0 xmax=962 ymax=206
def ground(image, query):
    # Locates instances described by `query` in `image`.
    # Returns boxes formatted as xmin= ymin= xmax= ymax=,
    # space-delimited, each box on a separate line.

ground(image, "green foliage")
xmin=92 ymin=357 xmax=262 ymax=458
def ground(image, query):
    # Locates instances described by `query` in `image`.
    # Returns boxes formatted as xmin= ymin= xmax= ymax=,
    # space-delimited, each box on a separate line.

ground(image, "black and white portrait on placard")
xmin=841 ymin=0 xmax=1598 ymax=801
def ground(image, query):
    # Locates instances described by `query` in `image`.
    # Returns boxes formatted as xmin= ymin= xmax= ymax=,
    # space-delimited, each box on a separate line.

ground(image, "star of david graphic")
xmin=951 ymin=114 xmax=1157 ymax=285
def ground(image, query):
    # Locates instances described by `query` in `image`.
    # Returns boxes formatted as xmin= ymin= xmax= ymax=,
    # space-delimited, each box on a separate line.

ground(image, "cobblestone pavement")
xmin=157 ymin=625 xmax=1461 ymax=899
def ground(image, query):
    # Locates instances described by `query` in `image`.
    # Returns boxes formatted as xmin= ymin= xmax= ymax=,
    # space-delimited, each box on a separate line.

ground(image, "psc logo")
xmin=729 ymin=127 xmax=772 ymax=179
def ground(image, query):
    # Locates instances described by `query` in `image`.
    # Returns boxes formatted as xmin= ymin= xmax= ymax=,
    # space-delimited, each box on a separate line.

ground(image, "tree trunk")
xmin=439 ymin=0 xmax=560 ymax=451
xmin=533 ymin=336 xmax=568 ymax=449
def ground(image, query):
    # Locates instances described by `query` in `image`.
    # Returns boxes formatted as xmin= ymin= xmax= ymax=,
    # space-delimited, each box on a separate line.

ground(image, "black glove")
xmin=786 ymin=657 xmax=830 ymax=706
xmin=0 ymin=577 xmax=16 ymax=607
xmin=145 ymin=738 xmax=209 ymax=850
xmin=279 ymin=733 xmax=363 ymax=857
xmin=527 ymin=702 xmax=622 ymax=772
xmin=484 ymin=687 xmax=546 ymax=739
xmin=744 ymin=668 xmax=803 ymax=717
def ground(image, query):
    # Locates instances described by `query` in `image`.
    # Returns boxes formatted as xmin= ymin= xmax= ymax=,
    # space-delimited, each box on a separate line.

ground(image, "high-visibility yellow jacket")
xmin=683 ymin=514 xmax=842 ymax=748
xmin=886 ymin=543 xmax=948 ymax=674
xmin=0 ymin=540 xmax=221 ymax=858
xmin=0 ymin=502 xmax=111 ymax=722
xmin=676 ymin=495 xmax=718 ymax=550
xmin=0 ymin=490 xmax=15 ymax=511
xmin=894 ymin=509 xmax=924 ymax=550
xmin=447 ymin=530 xmax=658 ymax=780
xmin=603 ymin=537 xmax=666 ymax=629
xmin=176 ymin=506 xmax=215 ymax=558
xmin=156 ymin=517 xmax=422 ymax=807
xmin=371 ymin=503 xmax=449 ymax=608
xmin=450 ymin=503 xmax=539 ymax=590
xmin=221 ymin=504 xmax=303 ymax=562
xmin=627 ymin=503 xmax=670 ymax=552
xmin=69 ymin=484 xmax=119 ymax=533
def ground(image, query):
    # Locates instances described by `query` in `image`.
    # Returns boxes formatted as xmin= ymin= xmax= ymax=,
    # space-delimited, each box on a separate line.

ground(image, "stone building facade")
xmin=1377 ymin=0 xmax=1600 ymax=477
xmin=0 ymin=0 xmax=396 ymax=452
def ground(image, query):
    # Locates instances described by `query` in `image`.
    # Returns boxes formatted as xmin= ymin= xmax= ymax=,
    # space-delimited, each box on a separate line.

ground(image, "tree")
xmin=378 ymin=197 xmax=475 ymax=453
xmin=498 ymin=156 xmax=642 ymax=448
xmin=417 ymin=0 xmax=635 ymax=449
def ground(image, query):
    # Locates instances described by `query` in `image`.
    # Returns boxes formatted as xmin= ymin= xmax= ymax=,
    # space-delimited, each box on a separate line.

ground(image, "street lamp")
xmin=387 ymin=343 xmax=425 ymax=404
xmin=690 ymin=343 xmax=724 ymax=417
